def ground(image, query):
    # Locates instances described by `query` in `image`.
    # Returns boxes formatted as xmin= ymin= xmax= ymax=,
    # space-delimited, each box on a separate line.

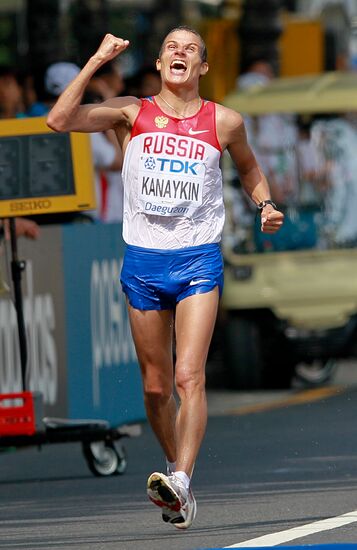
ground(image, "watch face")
xmin=258 ymin=200 xmax=276 ymax=210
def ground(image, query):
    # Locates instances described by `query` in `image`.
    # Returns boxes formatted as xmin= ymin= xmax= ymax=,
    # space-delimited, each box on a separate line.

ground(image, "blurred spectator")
xmin=28 ymin=62 xmax=81 ymax=117
xmin=83 ymin=89 xmax=124 ymax=222
xmin=296 ymin=115 xmax=324 ymax=207
xmin=26 ymin=61 xmax=92 ymax=225
xmin=89 ymin=130 xmax=123 ymax=222
xmin=124 ymin=66 xmax=161 ymax=97
xmin=1 ymin=218 xmax=40 ymax=241
xmin=139 ymin=67 xmax=161 ymax=97
xmin=237 ymin=59 xmax=298 ymax=207
xmin=237 ymin=59 xmax=274 ymax=89
xmin=0 ymin=61 xmax=123 ymax=225
xmin=311 ymin=115 xmax=357 ymax=247
xmin=104 ymin=131 xmax=124 ymax=223
xmin=0 ymin=69 xmax=41 ymax=243
xmin=234 ymin=59 xmax=316 ymax=253
xmin=19 ymin=71 xmax=38 ymax=114
xmin=0 ymin=66 xmax=25 ymax=118
xmin=87 ymin=60 xmax=124 ymax=100
xmin=85 ymin=62 xmax=125 ymax=222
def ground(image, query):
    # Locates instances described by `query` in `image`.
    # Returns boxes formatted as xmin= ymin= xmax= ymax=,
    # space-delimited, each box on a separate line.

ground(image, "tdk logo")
xmin=143 ymin=156 xmax=202 ymax=175
xmin=157 ymin=158 xmax=200 ymax=175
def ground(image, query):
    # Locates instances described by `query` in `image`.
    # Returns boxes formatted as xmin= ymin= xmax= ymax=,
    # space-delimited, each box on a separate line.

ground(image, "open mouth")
xmin=170 ymin=60 xmax=187 ymax=74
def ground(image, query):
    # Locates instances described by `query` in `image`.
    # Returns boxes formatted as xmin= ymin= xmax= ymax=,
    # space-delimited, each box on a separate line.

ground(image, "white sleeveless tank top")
xmin=122 ymin=96 xmax=225 ymax=249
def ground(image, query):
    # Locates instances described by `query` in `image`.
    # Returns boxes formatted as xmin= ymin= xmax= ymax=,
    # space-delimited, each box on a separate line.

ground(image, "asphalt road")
xmin=1 ymin=362 xmax=357 ymax=549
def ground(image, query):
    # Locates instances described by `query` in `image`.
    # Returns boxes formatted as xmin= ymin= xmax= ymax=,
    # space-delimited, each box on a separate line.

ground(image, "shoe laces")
xmin=169 ymin=474 xmax=188 ymax=502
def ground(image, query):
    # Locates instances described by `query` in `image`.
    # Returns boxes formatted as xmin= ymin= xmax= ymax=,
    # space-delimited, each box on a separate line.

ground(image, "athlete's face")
xmin=156 ymin=30 xmax=208 ymax=87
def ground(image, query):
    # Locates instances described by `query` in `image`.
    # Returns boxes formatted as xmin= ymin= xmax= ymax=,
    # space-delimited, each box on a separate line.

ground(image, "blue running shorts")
xmin=120 ymin=243 xmax=224 ymax=310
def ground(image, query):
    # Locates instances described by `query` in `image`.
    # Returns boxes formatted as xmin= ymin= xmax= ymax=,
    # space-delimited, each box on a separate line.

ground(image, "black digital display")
xmin=0 ymin=133 xmax=75 ymax=200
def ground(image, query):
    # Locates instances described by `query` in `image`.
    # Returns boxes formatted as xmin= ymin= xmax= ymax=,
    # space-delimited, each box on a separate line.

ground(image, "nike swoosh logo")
xmin=189 ymin=279 xmax=211 ymax=286
xmin=188 ymin=128 xmax=210 ymax=136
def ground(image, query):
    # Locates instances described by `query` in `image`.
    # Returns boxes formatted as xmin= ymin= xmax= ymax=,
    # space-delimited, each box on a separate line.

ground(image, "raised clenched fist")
xmin=94 ymin=34 xmax=129 ymax=63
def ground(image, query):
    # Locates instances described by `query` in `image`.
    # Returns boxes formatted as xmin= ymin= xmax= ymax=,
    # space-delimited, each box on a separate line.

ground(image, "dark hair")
xmin=82 ymin=90 xmax=103 ymax=104
xmin=240 ymin=57 xmax=273 ymax=75
xmin=95 ymin=60 xmax=117 ymax=77
xmin=0 ymin=65 xmax=19 ymax=80
xmin=159 ymin=26 xmax=207 ymax=63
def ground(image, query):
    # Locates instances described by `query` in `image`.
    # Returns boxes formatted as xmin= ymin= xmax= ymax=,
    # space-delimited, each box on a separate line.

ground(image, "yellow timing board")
xmin=0 ymin=117 xmax=96 ymax=218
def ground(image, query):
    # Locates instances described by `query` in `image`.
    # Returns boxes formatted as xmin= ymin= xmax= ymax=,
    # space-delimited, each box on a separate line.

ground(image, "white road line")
xmin=224 ymin=509 xmax=357 ymax=547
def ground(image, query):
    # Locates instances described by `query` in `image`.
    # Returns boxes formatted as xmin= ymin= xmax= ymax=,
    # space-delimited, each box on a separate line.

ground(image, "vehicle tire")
xmin=224 ymin=316 xmax=264 ymax=389
xmin=294 ymin=359 xmax=337 ymax=387
xmin=224 ymin=313 xmax=296 ymax=390
xmin=260 ymin=329 xmax=296 ymax=389
xmin=82 ymin=441 xmax=127 ymax=477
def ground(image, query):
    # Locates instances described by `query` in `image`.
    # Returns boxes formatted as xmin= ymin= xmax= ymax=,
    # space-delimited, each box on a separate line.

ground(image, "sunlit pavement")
xmin=206 ymin=359 xmax=357 ymax=417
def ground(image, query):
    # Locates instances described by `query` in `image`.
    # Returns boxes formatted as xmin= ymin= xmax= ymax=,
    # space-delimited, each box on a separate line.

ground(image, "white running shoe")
xmin=171 ymin=485 xmax=197 ymax=530
xmin=147 ymin=472 xmax=197 ymax=529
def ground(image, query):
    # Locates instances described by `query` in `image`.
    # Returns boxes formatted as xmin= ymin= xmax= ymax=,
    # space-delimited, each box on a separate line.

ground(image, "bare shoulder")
xmin=84 ymin=95 xmax=142 ymax=131
xmin=215 ymin=103 xmax=243 ymax=127
xmin=104 ymin=95 xmax=141 ymax=109
xmin=215 ymin=103 xmax=245 ymax=149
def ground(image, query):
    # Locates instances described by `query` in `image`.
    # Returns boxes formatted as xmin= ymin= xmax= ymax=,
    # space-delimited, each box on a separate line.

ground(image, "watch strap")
xmin=257 ymin=199 xmax=277 ymax=211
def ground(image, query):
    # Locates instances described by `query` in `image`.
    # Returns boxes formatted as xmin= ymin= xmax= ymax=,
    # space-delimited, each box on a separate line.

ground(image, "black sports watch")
xmin=257 ymin=199 xmax=277 ymax=211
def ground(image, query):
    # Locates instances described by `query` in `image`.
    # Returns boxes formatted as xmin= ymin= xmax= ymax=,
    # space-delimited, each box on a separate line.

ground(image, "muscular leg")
xmin=174 ymin=288 xmax=219 ymax=476
xmin=128 ymin=305 xmax=177 ymax=462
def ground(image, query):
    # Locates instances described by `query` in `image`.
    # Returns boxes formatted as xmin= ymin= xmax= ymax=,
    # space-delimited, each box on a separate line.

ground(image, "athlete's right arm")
xmin=47 ymin=34 xmax=139 ymax=133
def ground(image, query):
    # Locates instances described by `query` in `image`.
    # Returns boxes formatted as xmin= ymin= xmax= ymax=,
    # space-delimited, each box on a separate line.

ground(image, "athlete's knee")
xmin=175 ymin=362 xmax=205 ymax=397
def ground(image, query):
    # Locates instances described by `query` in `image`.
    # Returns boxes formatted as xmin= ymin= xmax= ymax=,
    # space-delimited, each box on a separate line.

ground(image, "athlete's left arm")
xmin=216 ymin=104 xmax=284 ymax=233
